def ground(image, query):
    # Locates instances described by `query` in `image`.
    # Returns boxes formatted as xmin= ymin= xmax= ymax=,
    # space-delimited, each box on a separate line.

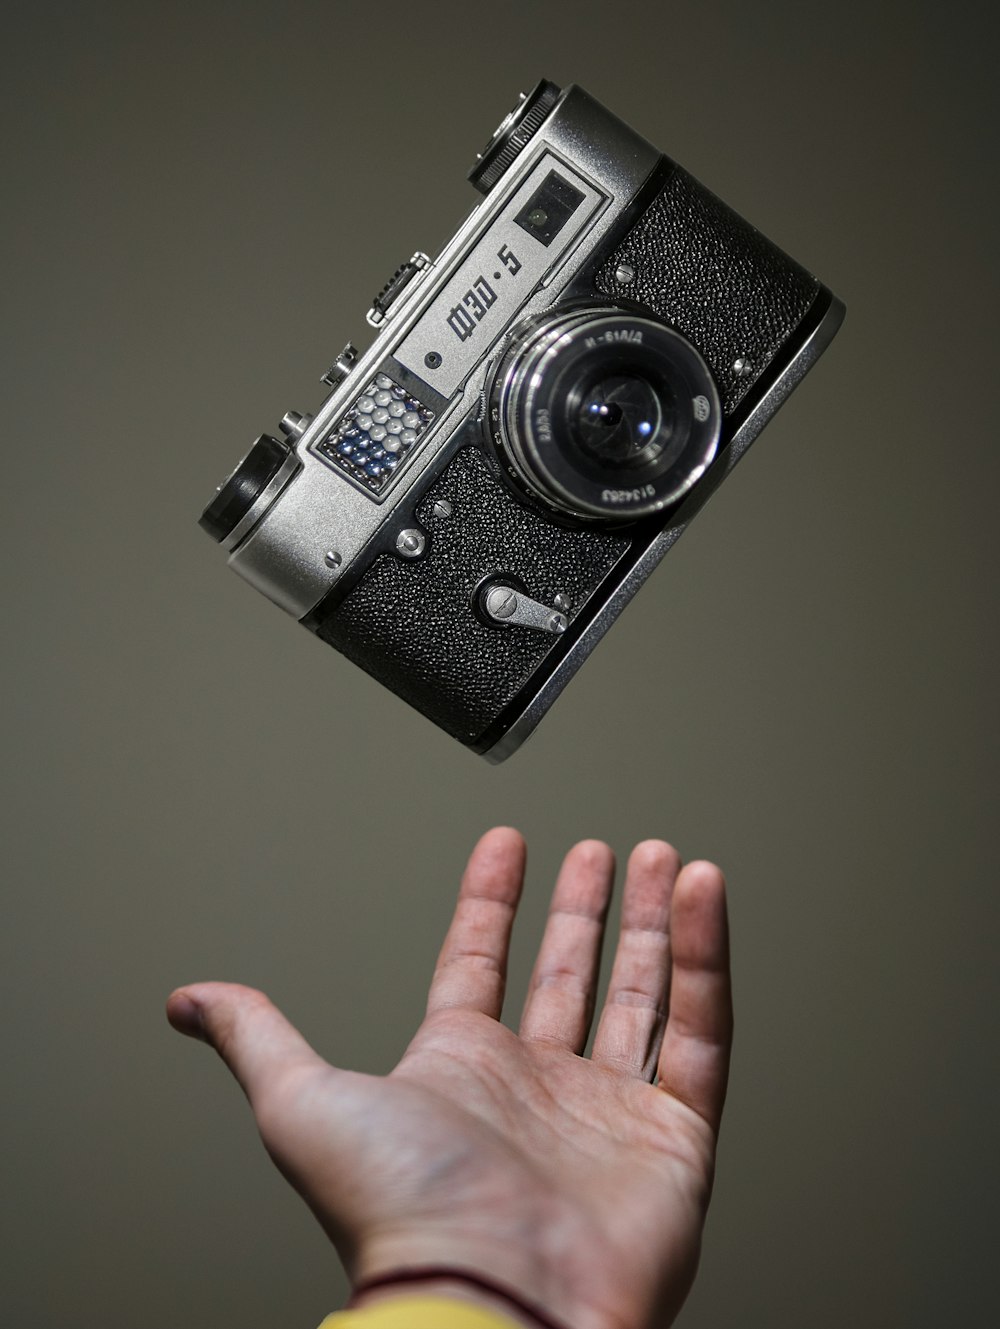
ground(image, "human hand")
xmin=167 ymin=828 xmax=732 ymax=1329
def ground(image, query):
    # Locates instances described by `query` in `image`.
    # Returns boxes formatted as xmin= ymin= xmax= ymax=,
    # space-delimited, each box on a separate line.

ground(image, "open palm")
xmin=168 ymin=828 xmax=731 ymax=1329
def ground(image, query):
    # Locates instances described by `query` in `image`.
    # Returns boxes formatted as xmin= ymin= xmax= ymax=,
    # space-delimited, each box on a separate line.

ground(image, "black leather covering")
xmin=316 ymin=447 xmax=631 ymax=743
xmin=593 ymin=168 xmax=819 ymax=414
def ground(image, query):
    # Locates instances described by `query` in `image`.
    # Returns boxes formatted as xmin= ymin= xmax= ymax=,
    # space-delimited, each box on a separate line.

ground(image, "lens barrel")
xmin=491 ymin=307 xmax=722 ymax=521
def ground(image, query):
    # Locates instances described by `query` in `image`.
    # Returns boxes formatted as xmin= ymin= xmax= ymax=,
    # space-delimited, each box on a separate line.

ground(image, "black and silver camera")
xmin=200 ymin=81 xmax=844 ymax=760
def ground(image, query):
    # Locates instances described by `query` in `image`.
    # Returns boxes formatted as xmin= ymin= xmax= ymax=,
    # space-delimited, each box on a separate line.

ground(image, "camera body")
xmin=201 ymin=81 xmax=844 ymax=760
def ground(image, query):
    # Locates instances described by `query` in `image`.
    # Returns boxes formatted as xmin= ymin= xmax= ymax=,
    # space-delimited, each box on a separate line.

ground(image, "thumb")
xmin=166 ymin=981 xmax=323 ymax=1106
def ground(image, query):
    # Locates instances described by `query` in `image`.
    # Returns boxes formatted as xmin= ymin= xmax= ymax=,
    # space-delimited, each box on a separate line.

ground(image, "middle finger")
xmin=518 ymin=840 xmax=615 ymax=1053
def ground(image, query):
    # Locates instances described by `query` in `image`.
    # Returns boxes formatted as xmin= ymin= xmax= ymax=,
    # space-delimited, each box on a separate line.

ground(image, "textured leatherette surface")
xmin=316 ymin=448 xmax=631 ymax=743
xmin=594 ymin=167 xmax=819 ymax=414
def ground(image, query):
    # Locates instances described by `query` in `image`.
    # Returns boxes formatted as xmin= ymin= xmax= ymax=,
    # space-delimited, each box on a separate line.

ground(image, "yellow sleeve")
xmin=318 ymin=1294 xmax=522 ymax=1328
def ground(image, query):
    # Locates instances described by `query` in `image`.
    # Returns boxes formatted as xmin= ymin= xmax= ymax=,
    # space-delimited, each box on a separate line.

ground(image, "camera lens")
xmin=491 ymin=307 xmax=721 ymax=521
xmin=570 ymin=372 xmax=669 ymax=468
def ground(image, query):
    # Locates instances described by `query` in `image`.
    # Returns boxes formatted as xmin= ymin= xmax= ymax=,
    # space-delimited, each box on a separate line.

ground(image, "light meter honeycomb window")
xmin=315 ymin=373 xmax=435 ymax=494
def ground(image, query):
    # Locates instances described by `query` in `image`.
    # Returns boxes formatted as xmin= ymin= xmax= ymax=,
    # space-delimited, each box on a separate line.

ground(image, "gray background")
xmin=3 ymin=1 xmax=997 ymax=1325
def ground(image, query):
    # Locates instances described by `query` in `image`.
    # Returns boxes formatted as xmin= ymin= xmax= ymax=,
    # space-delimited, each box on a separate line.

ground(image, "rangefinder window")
xmin=514 ymin=171 xmax=586 ymax=246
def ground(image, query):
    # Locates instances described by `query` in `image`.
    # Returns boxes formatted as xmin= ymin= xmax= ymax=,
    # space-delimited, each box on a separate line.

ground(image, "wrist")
xmin=348 ymin=1204 xmax=633 ymax=1329
xmin=349 ymin=1274 xmax=553 ymax=1329
xmin=351 ymin=1227 xmax=573 ymax=1327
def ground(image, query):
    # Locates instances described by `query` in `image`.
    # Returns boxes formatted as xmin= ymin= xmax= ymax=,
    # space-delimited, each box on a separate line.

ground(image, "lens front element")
xmin=571 ymin=371 xmax=668 ymax=469
xmin=492 ymin=308 xmax=721 ymax=520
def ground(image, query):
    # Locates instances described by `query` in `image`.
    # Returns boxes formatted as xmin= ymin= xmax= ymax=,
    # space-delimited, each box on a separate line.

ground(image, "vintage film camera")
xmin=200 ymin=80 xmax=844 ymax=760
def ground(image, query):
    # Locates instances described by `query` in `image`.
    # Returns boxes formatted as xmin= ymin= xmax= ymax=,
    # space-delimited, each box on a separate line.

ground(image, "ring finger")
xmin=591 ymin=840 xmax=680 ymax=1079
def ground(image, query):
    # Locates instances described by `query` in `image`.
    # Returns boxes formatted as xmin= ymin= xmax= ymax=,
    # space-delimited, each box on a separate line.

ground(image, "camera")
xmin=200 ymin=80 xmax=844 ymax=760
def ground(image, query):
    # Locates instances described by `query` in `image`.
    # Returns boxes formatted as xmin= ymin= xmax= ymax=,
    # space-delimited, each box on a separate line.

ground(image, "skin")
xmin=167 ymin=827 xmax=732 ymax=1329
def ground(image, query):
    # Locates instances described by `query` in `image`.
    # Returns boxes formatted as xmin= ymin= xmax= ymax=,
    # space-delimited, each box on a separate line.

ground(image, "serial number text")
xmin=602 ymin=484 xmax=657 ymax=504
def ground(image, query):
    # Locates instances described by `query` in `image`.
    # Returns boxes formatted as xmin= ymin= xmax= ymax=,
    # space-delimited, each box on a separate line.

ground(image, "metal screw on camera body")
xmin=431 ymin=499 xmax=453 ymax=519
xmin=733 ymin=356 xmax=753 ymax=376
xmin=325 ymin=550 xmax=342 ymax=569
xmin=485 ymin=585 xmax=518 ymax=619
xmin=396 ymin=528 xmax=426 ymax=558
xmin=614 ymin=263 xmax=636 ymax=285
xmin=553 ymin=592 xmax=571 ymax=612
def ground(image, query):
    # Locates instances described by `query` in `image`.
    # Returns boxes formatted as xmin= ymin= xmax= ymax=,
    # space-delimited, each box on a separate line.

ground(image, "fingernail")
xmin=168 ymin=992 xmax=206 ymax=1041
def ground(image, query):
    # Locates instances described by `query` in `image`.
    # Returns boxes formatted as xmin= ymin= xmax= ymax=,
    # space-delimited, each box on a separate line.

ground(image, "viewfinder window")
xmin=514 ymin=171 xmax=586 ymax=247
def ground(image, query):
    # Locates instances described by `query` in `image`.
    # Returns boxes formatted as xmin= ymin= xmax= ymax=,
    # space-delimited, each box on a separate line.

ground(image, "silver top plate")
xmin=394 ymin=154 xmax=604 ymax=397
xmin=226 ymin=86 xmax=662 ymax=619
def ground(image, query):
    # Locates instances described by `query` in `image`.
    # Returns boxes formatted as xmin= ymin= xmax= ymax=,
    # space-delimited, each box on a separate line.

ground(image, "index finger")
xmin=425 ymin=827 xmax=526 ymax=1020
